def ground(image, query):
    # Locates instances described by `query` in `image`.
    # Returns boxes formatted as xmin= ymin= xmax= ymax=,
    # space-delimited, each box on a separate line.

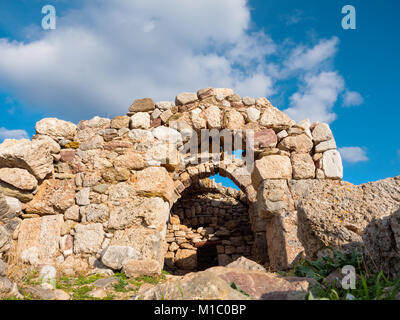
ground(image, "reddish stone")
xmin=254 ymin=128 xmax=277 ymax=149
xmin=230 ymin=102 xmax=245 ymax=108
xmin=60 ymin=149 xmax=76 ymax=163
xmin=104 ymin=141 xmax=133 ymax=150
xmin=151 ymin=118 xmax=162 ymax=128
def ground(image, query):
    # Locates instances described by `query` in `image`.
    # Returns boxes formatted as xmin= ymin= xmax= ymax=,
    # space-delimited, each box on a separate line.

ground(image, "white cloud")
xmin=342 ymin=90 xmax=364 ymax=107
xmin=282 ymin=37 xmax=339 ymax=74
xmin=339 ymin=147 xmax=369 ymax=163
xmin=0 ymin=0 xmax=276 ymax=120
xmin=284 ymin=71 xmax=345 ymax=123
xmin=282 ymin=9 xmax=305 ymax=26
xmin=0 ymin=127 xmax=29 ymax=140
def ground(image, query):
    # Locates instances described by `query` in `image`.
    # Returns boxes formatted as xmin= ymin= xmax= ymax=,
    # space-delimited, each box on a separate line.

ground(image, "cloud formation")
xmin=339 ymin=147 xmax=369 ymax=163
xmin=342 ymin=90 xmax=364 ymax=107
xmin=0 ymin=127 xmax=29 ymax=141
xmin=285 ymin=71 xmax=345 ymax=123
xmin=0 ymin=0 xmax=362 ymax=126
xmin=0 ymin=0 xmax=276 ymax=120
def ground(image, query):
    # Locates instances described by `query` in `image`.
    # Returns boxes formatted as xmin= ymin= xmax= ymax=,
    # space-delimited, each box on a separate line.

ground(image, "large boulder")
xmin=35 ymin=118 xmax=77 ymax=140
xmin=289 ymin=176 xmax=400 ymax=277
xmin=134 ymin=266 xmax=315 ymax=300
xmin=0 ymin=139 xmax=54 ymax=180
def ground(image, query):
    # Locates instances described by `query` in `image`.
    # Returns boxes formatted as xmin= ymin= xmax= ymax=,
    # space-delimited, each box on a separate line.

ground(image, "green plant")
xmin=230 ymin=282 xmax=252 ymax=298
xmin=298 ymin=247 xmax=400 ymax=300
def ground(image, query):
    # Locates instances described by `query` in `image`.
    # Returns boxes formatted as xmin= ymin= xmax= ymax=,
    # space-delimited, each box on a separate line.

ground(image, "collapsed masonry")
xmin=0 ymin=87 xmax=399 ymax=287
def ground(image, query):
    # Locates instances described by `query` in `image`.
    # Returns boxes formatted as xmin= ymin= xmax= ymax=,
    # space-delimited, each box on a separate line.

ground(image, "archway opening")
xmin=164 ymin=177 xmax=255 ymax=275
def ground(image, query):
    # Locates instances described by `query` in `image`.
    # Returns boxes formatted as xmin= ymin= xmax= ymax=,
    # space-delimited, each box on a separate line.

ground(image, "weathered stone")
xmin=134 ymin=267 xmax=249 ymax=300
xmin=101 ymin=245 xmax=141 ymax=270
xmin=254 ymin=128 xmax=277 ymax=149
xmin=36 ymin=118 xmax=77 ymax=140
xmin=113 ymin=151 xmax=145 ymax=170
xmin=73 ymin=223 xmax=104 ymax=254
xmin=176 ymin=92 xmax=198 ymax=105
xmin=224 ymin=109 xmax=244 ymax=130
xmin=111 ymin=227 xmax=163 ymax=264
xmin=75 ymin=188 xmax=90 ymax=206
xmin=291 ymin=153 xmax=315 ymax=179
xmin=251 ymin=155 xmax=292 ymax=188
xmin=204 ymin=105 xmax=221 ymax=129
xmin=312 ymin=123 xmax=333 ymax=143
xmin=102 ymin=167 xmax=131 ymax=182
xmin=129 ymin=98 xmax=155 ymax=112
xmin=0 ymin=259 xmax=7 ymax=277
xmin=25 ymin=179 xmax=75 ymax=215
xmin=132 ymin=167 xmax=175 ymax=203
xmin=156 ymin=101 xmax=175 ymax=110
xmin=60 ymin=149 xmax=76 ymax=163
xmin=278 ymin=134 xmax=313 ymax=153
xmin=246 ymin=107 xmax=260 ymax=122
xmin=190 ymin=108 xmax=206 ymax=129
xmin=17 ymin=215 xmax=64 ymax=264
xmin=242 ymin=96 xmax=255 ymax=106
xmin=111 ymin=116 xmax=130 ymax=129
xmin=0 ymin=139 xmax=54 ymax=180
xmin=130 ymin=112 xmax=150 ymax=129
xmin=152 ymin=126 xmax=182 ymax=145
xmin=160 ymin=109 xmax=173 ymax=124
xmin=260 ymin=107 xmax=294 ymax=130
xmin=322 ymin=150 xmax=343 ymax=179
xmin=0 ymin=225 xmax=10 ymax=251
xmin=175 ymin=249 xmax=197 ymax=270
xmin=108 ymin=197 xmax=169 ymax=232
xmin=81 ymin=204 xmax=109 ymax=223
xmin=315 ymin=139 xmax=337 ymax=153
xmin=122 ymin=259 xmax=161 ymax=278
xmin=257 ymin=180 xmax=294 ymax=219
xmin=0 ymin=168 xmax=37 ymax=191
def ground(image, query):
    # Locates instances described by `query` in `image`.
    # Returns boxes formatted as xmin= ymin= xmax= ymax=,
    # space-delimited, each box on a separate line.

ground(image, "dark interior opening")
xmin=164 ymin=179 xmax=255 ymax=274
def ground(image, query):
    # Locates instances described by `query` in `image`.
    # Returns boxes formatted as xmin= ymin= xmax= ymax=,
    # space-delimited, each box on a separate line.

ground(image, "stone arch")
xmin=0 ymin=87 xmax=344 ymax=279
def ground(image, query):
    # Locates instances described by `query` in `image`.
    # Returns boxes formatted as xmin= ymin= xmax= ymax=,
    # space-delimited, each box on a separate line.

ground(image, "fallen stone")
xmin=122 ymin=259 xmax=161 ymax=278
xmin=101 ymin=245 xmax=141 ymax=270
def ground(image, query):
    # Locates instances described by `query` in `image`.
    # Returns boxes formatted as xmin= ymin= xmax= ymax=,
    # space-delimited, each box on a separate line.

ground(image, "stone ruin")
xmin=1 ymin=85 xmax=381 ymax=285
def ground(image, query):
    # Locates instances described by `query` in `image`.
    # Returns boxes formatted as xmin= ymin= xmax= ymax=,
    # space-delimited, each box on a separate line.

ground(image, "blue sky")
xmin=0 ymin=0 xmax=399 ymax=188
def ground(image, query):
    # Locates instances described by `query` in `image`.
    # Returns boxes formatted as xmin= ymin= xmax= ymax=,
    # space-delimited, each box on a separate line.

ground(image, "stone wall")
xmin=0 ymin=87 xmax=346 ymax=283
xmin=165 ymin=179 xmax=254 ymax=273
